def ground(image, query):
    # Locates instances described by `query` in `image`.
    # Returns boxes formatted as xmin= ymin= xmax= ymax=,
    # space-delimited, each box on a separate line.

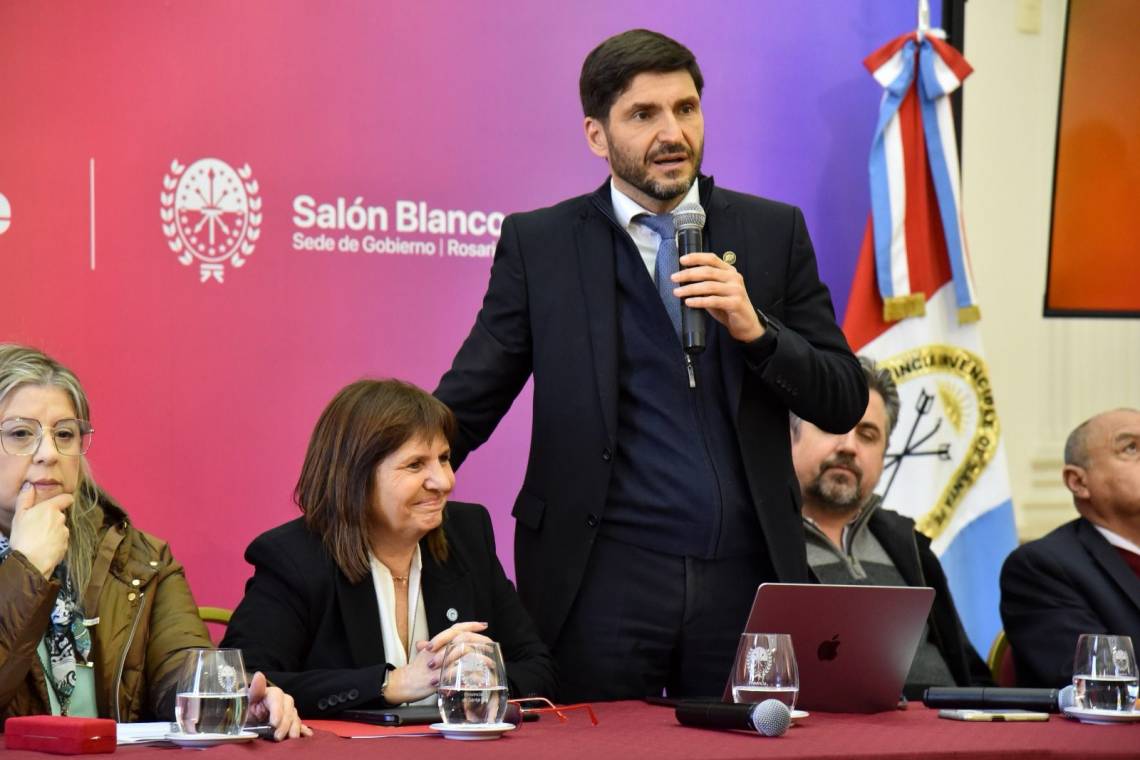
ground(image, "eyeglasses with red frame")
xmin=509 ymin=696 xmax=599 ymax=725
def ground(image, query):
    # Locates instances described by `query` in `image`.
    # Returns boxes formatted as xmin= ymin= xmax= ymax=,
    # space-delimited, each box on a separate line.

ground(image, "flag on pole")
xmin=844 ymin=30 xmax=1018 ymax=656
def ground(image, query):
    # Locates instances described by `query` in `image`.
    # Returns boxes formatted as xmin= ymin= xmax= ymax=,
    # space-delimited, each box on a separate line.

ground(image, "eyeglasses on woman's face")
xmin=0 ymin=417 xmax=94 ymax=457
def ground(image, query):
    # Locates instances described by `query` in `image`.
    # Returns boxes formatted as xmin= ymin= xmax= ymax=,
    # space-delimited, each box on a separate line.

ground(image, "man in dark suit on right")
xmin=1000 ymin=408 xmax=1140 ymax=687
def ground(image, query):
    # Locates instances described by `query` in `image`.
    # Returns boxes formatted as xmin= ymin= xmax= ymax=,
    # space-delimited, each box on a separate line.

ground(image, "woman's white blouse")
xmin=369 ymin=546 xmax=433 ymax=705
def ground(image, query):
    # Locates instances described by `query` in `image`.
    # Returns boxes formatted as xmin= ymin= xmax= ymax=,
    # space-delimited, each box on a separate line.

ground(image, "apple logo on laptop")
xmin=817 ymin=634 xmax=841 ymax=661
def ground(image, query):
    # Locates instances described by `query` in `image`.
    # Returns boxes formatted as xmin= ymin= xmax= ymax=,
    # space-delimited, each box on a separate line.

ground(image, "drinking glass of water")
xmin=731 ymin=633 xmax=799 ymax=709
xmin=174 ymin=648 xmax=250 ymax=735
xmin=437 ymin=641 xmax=509 ymax=725
xmin=1072 ymin=634 xmax=1138 ymax=712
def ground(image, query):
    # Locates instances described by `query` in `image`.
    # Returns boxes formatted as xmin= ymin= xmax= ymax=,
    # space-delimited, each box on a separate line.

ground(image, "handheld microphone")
xmin=922 ymin=685 xmax=1075 ymax=713
xmin=675 ymin=699 xmax=791 ymax=737
xmin=671 ymin=201 xmax=707 ymax=355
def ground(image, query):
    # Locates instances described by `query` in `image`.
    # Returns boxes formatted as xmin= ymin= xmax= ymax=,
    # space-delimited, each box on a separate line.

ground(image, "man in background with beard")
xmin=436 ymin=28 xmax=866 ymax=701
xmin=791 ymin=356 xmax=991 ymax=697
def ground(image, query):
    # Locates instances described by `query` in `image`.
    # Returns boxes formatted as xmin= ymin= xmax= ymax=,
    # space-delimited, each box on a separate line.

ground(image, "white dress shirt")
xmin=609 ymin=178 xmax=701 ymax=281
xmin=1093 ymin=523 xmax=1140 ymax=558
xmin=369 ymin=546 xmax=433 ymax=705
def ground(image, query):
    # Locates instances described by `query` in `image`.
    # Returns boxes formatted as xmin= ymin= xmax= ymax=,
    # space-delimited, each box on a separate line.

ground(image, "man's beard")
xmin=606 ymin=132 xmax=704 ymax=203
xmin=804 ymin=453 xmax=866 ymax=515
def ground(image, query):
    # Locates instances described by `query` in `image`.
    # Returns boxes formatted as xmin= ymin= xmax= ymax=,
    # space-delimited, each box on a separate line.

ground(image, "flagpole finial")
xmin=917 ymin=0 xmax=931 ymax=39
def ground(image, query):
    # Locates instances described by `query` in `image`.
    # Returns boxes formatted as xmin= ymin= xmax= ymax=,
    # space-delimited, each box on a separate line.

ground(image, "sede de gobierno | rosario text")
xmin=292 ymin=195 xmax=504 ymax=257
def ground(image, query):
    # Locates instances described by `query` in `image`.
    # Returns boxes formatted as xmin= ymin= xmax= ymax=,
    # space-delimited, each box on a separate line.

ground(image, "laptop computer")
xmin=724 ymin=583 xmax=935 ymax=713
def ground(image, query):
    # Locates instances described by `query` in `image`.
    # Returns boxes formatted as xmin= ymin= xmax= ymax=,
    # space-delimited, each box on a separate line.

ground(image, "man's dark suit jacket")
xmin=221 ymin=502 xmax=556 ymax=717
xmin=1000 ymin=517 xmax=1140 ymax=687
xmin=436 ymin=176 xmax=866 ymax=646
xmin=863 ymin=507 xmax=994 ymax=695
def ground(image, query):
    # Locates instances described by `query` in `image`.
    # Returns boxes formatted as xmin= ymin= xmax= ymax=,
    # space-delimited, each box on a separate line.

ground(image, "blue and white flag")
xmin=844 ymin=30 xmax=1018 ymax=656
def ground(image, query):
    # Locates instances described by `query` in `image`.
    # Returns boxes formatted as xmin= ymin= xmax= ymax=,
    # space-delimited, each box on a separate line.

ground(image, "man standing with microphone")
xmin=436 ymin=29 xmax=865 ymax=702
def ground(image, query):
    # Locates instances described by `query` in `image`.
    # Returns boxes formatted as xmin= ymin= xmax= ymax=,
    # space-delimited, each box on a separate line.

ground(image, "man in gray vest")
xmin=791 ymin=356 xmax=992 ymax=697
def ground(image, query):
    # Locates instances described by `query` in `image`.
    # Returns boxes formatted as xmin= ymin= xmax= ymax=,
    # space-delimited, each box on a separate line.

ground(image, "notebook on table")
xmin=338 ymin=705 xmax=442 ymax=726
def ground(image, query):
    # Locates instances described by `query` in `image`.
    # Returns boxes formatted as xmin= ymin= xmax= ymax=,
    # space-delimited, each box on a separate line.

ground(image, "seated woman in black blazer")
xmin=222 ymin=379 xmax=556 ymax=716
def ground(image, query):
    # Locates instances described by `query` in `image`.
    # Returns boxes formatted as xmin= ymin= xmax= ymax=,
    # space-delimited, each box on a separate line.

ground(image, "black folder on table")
xmin=338 ymin=705 xmax=442 ymax=726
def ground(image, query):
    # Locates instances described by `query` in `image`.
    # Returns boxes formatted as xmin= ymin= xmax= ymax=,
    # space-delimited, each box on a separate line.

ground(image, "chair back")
xmin=987 ymin=629 xmax=1017 ymax=687
xmin=198 ymin=606 xmax=233 ymax=645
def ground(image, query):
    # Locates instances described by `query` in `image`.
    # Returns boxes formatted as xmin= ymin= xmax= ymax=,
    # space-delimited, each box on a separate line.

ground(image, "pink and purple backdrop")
xmin=0 ymin=0 xmax=936 ymax=607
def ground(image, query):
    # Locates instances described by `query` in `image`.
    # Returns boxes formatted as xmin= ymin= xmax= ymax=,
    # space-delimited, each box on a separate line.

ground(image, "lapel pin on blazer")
xmin=722 ymin=251 xmax=737 ymax=265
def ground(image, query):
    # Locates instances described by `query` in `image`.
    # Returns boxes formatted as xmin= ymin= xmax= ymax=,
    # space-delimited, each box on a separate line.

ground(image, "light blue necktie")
xmin=637 ymin=213 xmax=682 ymax=338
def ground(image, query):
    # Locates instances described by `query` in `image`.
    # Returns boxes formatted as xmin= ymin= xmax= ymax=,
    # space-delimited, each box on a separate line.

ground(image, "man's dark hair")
xmin=579 ymin=29 xmax=704 ymax=121
xmin=859 ymin=356 xmax=900 ymax=437
xmin=790 ymin=355 xmax=900 ymax=440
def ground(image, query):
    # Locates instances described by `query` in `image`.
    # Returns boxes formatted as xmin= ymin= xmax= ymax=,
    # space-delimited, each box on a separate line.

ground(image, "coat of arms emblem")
xmin=161 ymin=158 xmax=261 ymax=283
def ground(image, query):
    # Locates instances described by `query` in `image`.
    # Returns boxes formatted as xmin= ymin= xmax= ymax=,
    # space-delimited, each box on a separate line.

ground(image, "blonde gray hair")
xmin=0 ymin=344 xmax=101 ymax=595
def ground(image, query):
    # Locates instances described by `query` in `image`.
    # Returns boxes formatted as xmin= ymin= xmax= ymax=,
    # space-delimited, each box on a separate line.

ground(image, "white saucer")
xmin=1062 ymin=706 xmax=1140 ymax=724
xmin=790 ymin=709 xmax=810 ymax=721
xmin=164 ymin=731 xmax=258 ymax=747
xmin=428 ymin=722 xmax=517 ymax=741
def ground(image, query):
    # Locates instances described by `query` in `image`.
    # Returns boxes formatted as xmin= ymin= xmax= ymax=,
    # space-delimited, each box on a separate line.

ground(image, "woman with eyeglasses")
xmin=0 ymin=344 xmax=308 ymax=739
xmin=221 ymin=379 xmax=556 ymax=715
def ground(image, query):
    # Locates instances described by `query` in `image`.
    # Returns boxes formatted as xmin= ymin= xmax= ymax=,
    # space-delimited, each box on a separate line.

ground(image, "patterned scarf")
xmin=0 ymin=535 xmax=92 ymax=715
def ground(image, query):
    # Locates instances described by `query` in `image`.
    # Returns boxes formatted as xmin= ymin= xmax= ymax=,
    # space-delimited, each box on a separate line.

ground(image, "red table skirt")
xmin=4 ymin=701 xmax=1137 ymax=759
